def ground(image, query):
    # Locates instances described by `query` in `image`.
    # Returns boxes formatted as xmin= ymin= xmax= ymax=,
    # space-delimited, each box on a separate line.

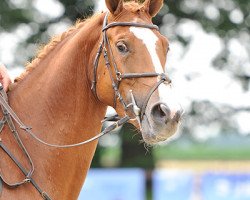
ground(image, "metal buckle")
xmin=116 ymin=72 xmax=122 ymax=81
xmin=24 ymin=178 xmax=31 ymax=183
xmin=129 ymin=90 xmax=142 ymax=130
xmin=160 ymin=73 xmax=172 ymax=84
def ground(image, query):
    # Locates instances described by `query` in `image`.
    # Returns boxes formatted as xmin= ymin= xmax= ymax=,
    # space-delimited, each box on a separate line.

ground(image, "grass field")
xmin=153 ymin=135 xmax=250 ymax=161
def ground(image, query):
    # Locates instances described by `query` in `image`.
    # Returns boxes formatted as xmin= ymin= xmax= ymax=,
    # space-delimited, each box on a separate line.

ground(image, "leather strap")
xmin=102 ymin=21 xmax=159 ymax=32
xmin=91 ymin=13 xmax=169 ymax=112
xmin=0 ymin=85 xmax=51 ymax=199
xmin=140 ymin=77 xmax=166 ymax=120
xmin=118 ymin=72 xmax=160 ymax=80
xmin=0 ymin=90 xmax=129 ymax=148
xmin=0 ymin=175 xmax=2 ymax=197
xmin=0 ymin=12 xmax=168 ymax=199
xmin=0 ymin=142 xmax=51 ymax=200
xmin=0 ymin=84 xmax=129 ymax=199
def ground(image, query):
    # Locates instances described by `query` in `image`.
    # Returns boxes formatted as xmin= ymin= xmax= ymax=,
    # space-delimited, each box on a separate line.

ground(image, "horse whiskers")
xmin=132 ymin=132 xmax=138 ymax=140
xmin=143 ymin=143 xmax=152 ymax=155
xmin=137 ymin=138 xmax=152 ymax=155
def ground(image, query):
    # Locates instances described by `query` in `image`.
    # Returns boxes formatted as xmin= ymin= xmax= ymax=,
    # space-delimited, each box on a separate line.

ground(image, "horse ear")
xmin=105 ymin=0 xmax=123 ymax=15
xmin=144 ymin=0 xmax=163 ymax=17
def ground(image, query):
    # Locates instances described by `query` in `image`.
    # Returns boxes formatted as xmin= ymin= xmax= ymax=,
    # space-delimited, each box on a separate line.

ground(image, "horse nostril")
xmin=151 ymin=103 xmax=171 ymax=124
xmin=160 ymin=104 xmax=170 ymax=117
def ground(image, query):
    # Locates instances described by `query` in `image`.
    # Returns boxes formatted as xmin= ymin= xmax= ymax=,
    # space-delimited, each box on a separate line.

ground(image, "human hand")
xmin=0 ymin=64 xmax=12 ymax=91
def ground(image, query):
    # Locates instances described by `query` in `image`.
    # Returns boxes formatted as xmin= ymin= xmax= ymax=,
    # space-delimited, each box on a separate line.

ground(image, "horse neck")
xmin=7 ymin=14 xmax=107 ymax=199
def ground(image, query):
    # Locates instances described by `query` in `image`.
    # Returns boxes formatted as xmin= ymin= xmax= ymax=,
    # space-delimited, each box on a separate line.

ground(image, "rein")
xmin=0 ymin=12 xmax=170 ymax=199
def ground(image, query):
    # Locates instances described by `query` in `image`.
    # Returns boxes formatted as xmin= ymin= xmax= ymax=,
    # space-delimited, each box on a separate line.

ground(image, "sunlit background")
xmin=0 ymin=0 xmax=250 ymax=199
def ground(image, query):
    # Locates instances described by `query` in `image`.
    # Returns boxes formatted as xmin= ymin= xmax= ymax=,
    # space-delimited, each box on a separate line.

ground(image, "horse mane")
xmin=13 ymin=0 xmax=144 ymax=84
xmin=124 ymin=1 xmax=145 ymax=12
xmin=14 ymin=14 xmax=101 ymax=83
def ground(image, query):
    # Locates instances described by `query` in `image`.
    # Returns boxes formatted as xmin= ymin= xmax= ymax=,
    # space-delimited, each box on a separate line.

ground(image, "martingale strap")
xmin=0 ymin=83 xmax=129 ymax=199
xmin=0 ymin=143 xmax=51 ymax=200
xmin=0 ymin=85 xmax=51 ymax=200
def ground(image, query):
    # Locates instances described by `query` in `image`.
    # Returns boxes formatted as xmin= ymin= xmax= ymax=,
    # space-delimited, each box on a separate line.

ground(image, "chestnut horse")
xmin=0 ymin=0 xmax=182 ymax=199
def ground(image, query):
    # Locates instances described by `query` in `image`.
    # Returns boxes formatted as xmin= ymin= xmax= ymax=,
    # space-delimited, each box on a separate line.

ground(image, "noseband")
xmin=92 ymin=13 xmax=171 ymax=125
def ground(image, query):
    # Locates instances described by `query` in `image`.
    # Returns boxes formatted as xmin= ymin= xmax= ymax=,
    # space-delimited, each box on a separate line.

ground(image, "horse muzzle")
xmin=140 ymin=101 xmax=183 ymax=145
xmin=126 ymin=88 xmax=182 ymax=145
xmin=136 ymin=80 xmax=184 ymax=145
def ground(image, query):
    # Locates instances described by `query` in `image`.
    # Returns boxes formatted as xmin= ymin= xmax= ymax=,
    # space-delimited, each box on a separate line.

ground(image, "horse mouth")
xmin=139 ymin=103 xmax=182 ymax=145
xmin=140 ymin=118 xmax=179 ymax=145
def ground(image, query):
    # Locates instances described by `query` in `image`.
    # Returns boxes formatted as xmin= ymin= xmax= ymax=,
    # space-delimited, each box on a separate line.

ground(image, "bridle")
xmin=0 ymin=13 xmax=171 ymax=200
xmin=92 ymin=13 xmax=171 ymax=126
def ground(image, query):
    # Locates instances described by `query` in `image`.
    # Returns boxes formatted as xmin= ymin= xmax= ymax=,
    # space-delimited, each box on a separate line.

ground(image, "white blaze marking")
xmin=130 ymin=27 xmax=162 ymax=73
xmin=130 ymin=27 xmax=181 ymax=118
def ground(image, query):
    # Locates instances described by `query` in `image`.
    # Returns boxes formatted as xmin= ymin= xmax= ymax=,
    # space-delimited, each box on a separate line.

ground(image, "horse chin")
xmin=140 ymin=114 xmax=180 ymax=145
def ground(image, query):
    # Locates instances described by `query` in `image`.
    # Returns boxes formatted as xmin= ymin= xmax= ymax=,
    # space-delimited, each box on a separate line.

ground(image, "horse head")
xmin=0 ymin=1 xmax=184 ymax=199
xmin=93 ymin=0 xmax=183 ymax=145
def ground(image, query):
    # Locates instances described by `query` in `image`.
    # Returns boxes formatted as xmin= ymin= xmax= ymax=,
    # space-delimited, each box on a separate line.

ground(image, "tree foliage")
xmin=1 ymin=0 xmax=249 ymax=78
xmin=160 ymin=0 xmax=250 ymax=85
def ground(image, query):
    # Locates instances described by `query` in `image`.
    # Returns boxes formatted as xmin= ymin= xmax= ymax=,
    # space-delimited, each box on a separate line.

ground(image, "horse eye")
xmin=116 ymin=42 xmax=128 ymax=53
